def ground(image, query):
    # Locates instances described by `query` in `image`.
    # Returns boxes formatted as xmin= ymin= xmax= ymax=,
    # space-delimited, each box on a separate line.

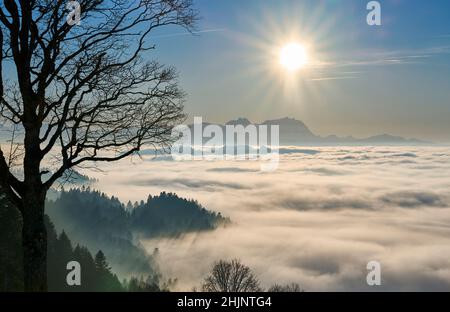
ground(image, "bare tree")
xmin=202 ymin=259 xmax=262 ymax=292
xmin=0 ymin=0 xmax=196 ymax=291
xmin=267 ymin=283 xmax=303 ymax=292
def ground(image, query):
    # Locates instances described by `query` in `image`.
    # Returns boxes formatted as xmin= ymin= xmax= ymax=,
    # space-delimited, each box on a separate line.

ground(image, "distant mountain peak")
xmin=262 ymin=117 xmax=306 ymax=126
xmin=226 ymin=118 xmax=251 ymax=126
xmin=198 ymin=117 xmax=431 ymax=146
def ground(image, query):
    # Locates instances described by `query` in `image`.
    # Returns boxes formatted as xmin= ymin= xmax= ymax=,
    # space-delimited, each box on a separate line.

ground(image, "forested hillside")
xmin=1 ymin=187 xmax=228 ymax=291
xmin=45 ymin=188 xmax=229 ymax=277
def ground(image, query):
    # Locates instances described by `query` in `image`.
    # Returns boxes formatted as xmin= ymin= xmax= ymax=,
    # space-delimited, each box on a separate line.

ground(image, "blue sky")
xmin=148 ymin=0 xmax=450 ymax=141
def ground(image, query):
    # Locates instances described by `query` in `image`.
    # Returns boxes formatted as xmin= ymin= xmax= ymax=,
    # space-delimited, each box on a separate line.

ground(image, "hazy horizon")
xmin=182 ymin=115 xmax=448 ymax=144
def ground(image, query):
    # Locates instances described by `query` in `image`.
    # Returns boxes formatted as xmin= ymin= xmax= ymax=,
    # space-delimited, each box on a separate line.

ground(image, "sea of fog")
xmin=88 ymin=146 xmax=450 ymax=291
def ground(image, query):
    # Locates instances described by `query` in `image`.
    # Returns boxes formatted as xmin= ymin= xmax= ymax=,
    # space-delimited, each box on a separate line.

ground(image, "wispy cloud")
xmin=308 ymin=45 xmax=450 ymax=81
xmin=308 ymin=76 xmax=358 ymax=82
xmin=319 ymin=45 xmax=450 ymax=71
xmin=151 ymin=28 xmax=227 ymax=40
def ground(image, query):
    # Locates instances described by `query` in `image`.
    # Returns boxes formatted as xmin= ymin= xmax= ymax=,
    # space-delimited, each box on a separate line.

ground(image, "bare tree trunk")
xmin=22 ymin=123 xmax=47 ymax=291
xmin=22 ymin=190 xmax=47 ymax=292
xmin=0 ymin=0 xmax=195 ymax=292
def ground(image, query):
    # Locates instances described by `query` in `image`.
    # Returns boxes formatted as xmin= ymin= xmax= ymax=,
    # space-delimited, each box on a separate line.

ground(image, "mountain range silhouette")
xmin=191 ymin=117 xmax=430 ymax=146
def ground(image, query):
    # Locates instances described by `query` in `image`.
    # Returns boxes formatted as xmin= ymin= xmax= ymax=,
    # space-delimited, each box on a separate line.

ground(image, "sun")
xmin=279 ymin=43 xmax=308 ymax=72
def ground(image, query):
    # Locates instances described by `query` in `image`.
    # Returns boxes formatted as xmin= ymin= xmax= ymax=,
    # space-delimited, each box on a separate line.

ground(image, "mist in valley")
xmin=83 ymin=146 xmax=450 ymax=291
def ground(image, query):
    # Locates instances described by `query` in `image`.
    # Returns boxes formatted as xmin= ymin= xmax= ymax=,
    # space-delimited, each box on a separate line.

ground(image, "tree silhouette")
xmin=123 ymin=274 xmax=172 ymax=292
xmin=0 ymin=0 xmax=196 ymax=291
xmin=94 ymin=251 xmax=110 ymax=274
xmin=267 ymin=283 xmax=303 ymax=292
xmin=202 ymin=259 xmax=262 ymax=292
xmin=94 ymin=250 xmax=122 ymax=292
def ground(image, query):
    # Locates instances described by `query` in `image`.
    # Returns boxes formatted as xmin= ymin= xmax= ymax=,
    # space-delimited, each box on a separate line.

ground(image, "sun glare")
xmin=279 ymin=43 xmax=308 ymax=72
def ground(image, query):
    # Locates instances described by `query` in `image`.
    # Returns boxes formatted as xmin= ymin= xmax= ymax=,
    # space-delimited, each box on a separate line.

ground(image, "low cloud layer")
xmin=132 ymin=177 xmax=249 ymax=191
xmin=90 ymin=146 xmax=450 ymax=291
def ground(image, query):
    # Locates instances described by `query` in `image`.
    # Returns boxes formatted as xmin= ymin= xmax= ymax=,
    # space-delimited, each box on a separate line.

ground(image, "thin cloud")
xmin=308 ymin=76 xmax=358 ymax=82
xmin=319 ymin=45 xmax=450 ymax=71
xmin=151 ymin=28 xmax=227 ymax=39
xmin=131 ymin=177 xmax=249 ymax=191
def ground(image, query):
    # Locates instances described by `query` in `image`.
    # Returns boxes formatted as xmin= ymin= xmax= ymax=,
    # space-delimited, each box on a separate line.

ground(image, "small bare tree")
xmin=202 ymin=259 xmax=262 ymax=292
xmin=267 ymin=283 xmax=303 ymax=292
xmin=0 ymin=0 xmax=196 ymax=291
